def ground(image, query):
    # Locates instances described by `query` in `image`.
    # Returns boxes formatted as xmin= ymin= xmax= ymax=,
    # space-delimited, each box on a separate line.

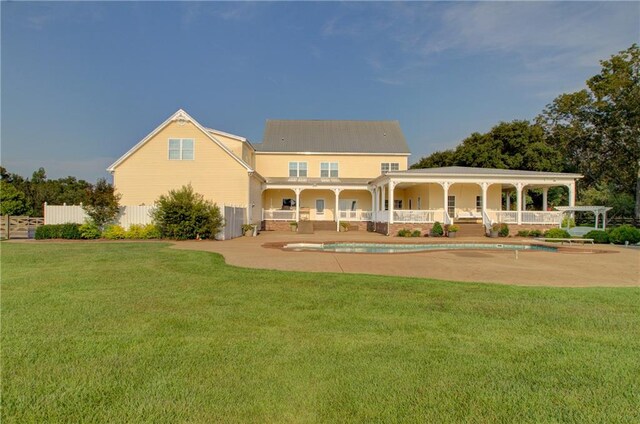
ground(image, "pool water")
xmin=284 ymin=242 xmax=558 ymax=254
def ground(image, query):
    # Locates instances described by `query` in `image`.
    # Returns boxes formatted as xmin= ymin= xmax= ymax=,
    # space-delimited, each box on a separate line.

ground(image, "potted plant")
xmin=489 ymin=223 xmax=500 ymax=238
xmin=498 ymin=223 xmax=509 ymax=237
xmin=289 ymin=221 xmax=298 ymax=232
xmin=242 ymin=224 xmax=255 ymax=237
xmin=447 ymin=224 xmax=459 ymax=238
xmin=340 ymin=222 xmax=350 ymax=232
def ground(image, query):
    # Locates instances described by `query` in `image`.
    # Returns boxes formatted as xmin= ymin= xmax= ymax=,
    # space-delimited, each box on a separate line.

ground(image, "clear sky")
xmin=2 ymin=1 xmax=638 ymax=182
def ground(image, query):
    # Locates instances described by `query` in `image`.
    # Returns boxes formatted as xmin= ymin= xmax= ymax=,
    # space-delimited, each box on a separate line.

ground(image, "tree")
xmin=82 ymin=178 xmax=121 ymax=229
xmin=151 ymin=185 xmax=224 ymax=240
xmin=0 ymin=181 xmax=30 ymax=216
xmin=539 ymin=44 xmax=640 ymax=218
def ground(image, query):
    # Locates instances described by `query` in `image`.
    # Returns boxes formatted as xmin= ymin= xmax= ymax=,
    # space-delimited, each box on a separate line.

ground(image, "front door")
xmin=315 ymin=199 xmax=325 ymax=218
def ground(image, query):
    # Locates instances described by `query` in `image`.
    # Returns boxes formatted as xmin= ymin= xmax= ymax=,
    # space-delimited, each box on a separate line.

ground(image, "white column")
xmin=568 ymin=182 xmax=576 ymax=207
xmin=388 ymin=181 xmax=395 ymax=224
xmin=481 ymin=182 xmax=488 ymax=218
xmin=595 ymin=212 xmax=599 ymax=229
xmin=542 ymin=187 xmax=548 ymax=211
xmin=442 ymin=182 xmax=450 ymax=222
xmin=516 ymin=183 xmax=523 ymax=225
xmin=381 ymin=185 xmax=386 ymax=212
xmin=295 ymin=188 xmax=301 ymax=222
xmin=506 ymin=190 xmax=511 ymax=210
xmin=370 ymin=188 xmax=376 ymax=221
xmin=334 ymin=188 xmax=341 ymax=231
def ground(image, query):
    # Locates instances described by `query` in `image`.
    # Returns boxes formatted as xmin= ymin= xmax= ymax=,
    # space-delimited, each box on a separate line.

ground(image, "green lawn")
xmin=2 ymin=242 xmax=639 ymax=423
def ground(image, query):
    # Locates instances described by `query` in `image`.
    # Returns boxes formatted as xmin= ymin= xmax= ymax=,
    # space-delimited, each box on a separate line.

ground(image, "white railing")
xmin=482 ymin=209 xmax=493 ymax=233
xmin=338 ymin=210 xmax=372 ymax=221
xmin=262 ymin=209 xmax=296 ymax=221
xmin=444 ymin=210 xmax=453 ymax=225
xmin=490 ymin=210 xmax=563 ymax=225
xmin=393 ymin=209 xmax=443 ymax=223
xmin=44 ymin=204 xmax=156 ymax=229
xmin=522 ymin=211 xmax=563 ymax=225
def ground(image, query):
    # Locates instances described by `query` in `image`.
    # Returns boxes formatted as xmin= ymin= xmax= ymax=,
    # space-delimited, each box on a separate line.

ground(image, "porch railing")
xmin=490 ymin=210 xmax=563 ymax=225
xmin=262 ymin=209 xmax=296 ymax=221
xmin=338 ymin=210 xmax=372 ymax=221
xmin=393 ymin=209 xmax=444 ymax=223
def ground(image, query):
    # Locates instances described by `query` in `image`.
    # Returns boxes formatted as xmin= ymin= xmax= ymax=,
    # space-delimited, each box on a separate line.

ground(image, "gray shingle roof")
xmin=400 ymin=166 xmax=582 ymax=178
xmin=256 ymin=120 xmax=410 ymax=154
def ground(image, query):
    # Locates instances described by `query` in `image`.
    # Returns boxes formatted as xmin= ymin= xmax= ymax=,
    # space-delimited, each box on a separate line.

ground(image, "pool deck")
xmin=172 ymin=231 xmax=640 ymax=287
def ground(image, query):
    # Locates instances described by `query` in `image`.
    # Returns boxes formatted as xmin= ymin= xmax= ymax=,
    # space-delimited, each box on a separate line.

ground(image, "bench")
xmin=535 ymin=238 xmax=594 ymax=245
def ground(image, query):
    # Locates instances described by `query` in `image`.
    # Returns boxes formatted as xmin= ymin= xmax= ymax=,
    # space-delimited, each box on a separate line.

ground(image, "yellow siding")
xmin=113 ymin=121 xmax=249 ymax=206
xmin=255 ymin=154 xmax=408 ymax=179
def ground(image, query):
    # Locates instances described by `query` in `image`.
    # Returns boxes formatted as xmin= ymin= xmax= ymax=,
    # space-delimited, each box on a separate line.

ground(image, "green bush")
xmin=608 ymin=225 xmax=640 ymax=245
xmin=151 ymin=185 xmax=224 ymax=240
xmin=516 ymin=230 xmax=530 ymax=237
xmin=103 ymin=225 xmax=126 ymax=240
xmin=529 ymin=229 xmax=543 ymax=237
xmin=411 ymin=230 xmax=422 ymax=237
xmin=35 ymin=223 xmax=82 ymax=240
xmin=544 ymin=228 xmax=571 ymax=239
xmin=125 ymin=224 xmax=145 ymax=239
xmin=141 ymin=224 xmax=161 ymax=239
xmin=561 ymin=217 xmax=576 ymax=228
xmin=431 ymin=222 xmax=444 ymax=237
xmin=398 ymin=228 xmax=411 ymax=237
xmin=583 ymin=230 xmax=610 ymax=244
xmin=498 ymin=223 xmax=509 ymax=237
xmin=79 ymin=221 xmax=101 ymax=239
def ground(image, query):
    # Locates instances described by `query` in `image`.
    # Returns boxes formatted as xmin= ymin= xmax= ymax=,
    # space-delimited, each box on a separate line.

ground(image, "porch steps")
xmin=455 ymin=223 xmax=486 ymax=237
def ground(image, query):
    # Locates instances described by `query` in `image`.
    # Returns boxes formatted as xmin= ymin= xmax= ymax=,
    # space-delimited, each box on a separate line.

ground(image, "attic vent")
xmin=383 ymin=133 xmax=387 ymax=136
xmin=281 ymin=137 xmax=285 ymax=142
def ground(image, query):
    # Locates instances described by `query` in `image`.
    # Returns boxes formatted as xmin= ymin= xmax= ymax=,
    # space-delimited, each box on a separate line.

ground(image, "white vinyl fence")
xmin=217 ymin=206 xmax=246 ymax=241
xmin=44 ymin=204 xmax=155 ymax=229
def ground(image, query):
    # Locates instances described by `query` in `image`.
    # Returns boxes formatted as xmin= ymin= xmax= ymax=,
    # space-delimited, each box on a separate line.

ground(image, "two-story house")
xmin=108 ymin=109 xmax=584 ymax=235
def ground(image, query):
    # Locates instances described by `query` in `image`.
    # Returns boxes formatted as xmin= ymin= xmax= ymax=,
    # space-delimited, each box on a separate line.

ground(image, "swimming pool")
xmin=283 ymin=242 xmax=558 ymax=254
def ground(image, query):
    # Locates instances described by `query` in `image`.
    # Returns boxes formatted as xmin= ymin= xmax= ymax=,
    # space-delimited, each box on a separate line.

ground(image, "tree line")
xmin=412 ymin=44 xmax=639 ymax=219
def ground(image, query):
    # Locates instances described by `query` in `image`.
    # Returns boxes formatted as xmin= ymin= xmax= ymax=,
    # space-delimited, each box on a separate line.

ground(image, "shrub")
xmin=608 ymin=225 xmax=640 ymax=245
xmin=79 ymin=221 xmax=101 ymax=239
xmin=544 ymin=228 xmax=571 ymax=239
xmin=498 ymin=223 xmax=509 ymax=237
xmin=82 ymin=178 xmax=121 ymax=229
xmin=411 ymin=230 xmax=422 ymax=237
xmin=431 ymin=222 xmax=444 ymax=237
xmin=398 ymin=228 xmax=411 ymax=237
xmin=141 ymin=224 xmax=161 ymax=239
xmin=448 ymin=224 xmax=459 ymax=233
xmin=516 ymin=230 xmax=530 ymax=237
xmin=583 ymin=230 xmax=610 ymax=244
xmin=35 ymin=223 xmax=82 ymax=239
xmin=125 ymin=224 xmax=145 ymax=239
xmin=529 ymin=229 xmax=543 ymax=237
xmin=151 ymin=185 xmax=224 ymax=240
xmin=103 ymin=225 xmax=126 ymax=240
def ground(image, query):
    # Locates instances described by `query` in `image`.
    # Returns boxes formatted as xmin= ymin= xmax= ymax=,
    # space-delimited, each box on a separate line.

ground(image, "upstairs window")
xmin=168 ymin=139 xmax=194 ymax=160
xmin=289 ymin=162 xmax=307 ymax=177
xmin=381 ymin=162 xmax=399 ymax=173
xmin=320 ymin=162 xmax=339 ymax=178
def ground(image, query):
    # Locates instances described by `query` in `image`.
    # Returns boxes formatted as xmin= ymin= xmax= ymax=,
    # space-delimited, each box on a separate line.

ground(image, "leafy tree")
xmin=152 ymin=185 xmax=224 ymax=240
xmin=0 ymin=181 xmax=30 ymax=216
xmin=82 ymin=178 xmax=121 ymax=229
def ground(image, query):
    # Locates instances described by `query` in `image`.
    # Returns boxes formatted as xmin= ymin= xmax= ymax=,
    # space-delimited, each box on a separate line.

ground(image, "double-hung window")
xmin=476 ymin=196 xmax=482 ymax=212
xmin=381 ymin=162 xmax=399 ymax=173
xmin=289 ymin=162 xmax=307 ymax=178
xmin=320 ymin=162 xmax=339 ymax=178
xmin=168 ymin=139 xmax=194 ymax=160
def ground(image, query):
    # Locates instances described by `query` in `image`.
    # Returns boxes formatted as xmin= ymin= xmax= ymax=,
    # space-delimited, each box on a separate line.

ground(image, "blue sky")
xmin=2 ymin=1 xmax=638 ymax=182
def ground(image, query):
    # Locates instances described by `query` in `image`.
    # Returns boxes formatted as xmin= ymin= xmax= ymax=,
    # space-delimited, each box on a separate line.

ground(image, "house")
xmin=108 ymin=109 xmax=582 ymax=235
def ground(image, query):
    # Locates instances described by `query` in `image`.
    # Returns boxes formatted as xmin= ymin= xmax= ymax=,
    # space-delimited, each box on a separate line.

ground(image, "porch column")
xmin=568 ymin=182 xmax=576 ymax=207
xmin=481 ymin=182 xmax=488 ymax=218
xmin=294 ymin=188 xmax=301 ymax=222
xmin=370 ymin=188 xmax=376 ymax=221
xmin=516 ymin=183 xmax=523 ymax=225
xmin=388 ymin=180 xmax=395 ymax=224
xmin=334 ymin=188 xmax=341 ymax=231
xmin=542 ymin=187 xmax=548 ymax=211
xmin=506 ymin=190 xmax=511 ymax=211
xmin=442 ymin=181 xmax=451 ymax=222
xmin=381 ymin=185 xmax=386 ymax=212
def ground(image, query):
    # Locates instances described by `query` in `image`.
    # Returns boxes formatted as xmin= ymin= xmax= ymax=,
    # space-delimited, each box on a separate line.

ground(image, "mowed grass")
xmin=2 ymin=242 xmax=639 ymax=423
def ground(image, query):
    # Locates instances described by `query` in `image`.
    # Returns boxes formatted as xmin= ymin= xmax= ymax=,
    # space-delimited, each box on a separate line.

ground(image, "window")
xmin=381 ymin=162 xmax=400 ymax=173
xmin=320 ymin=162 xmax=339 ymax=178
xmin=408 ymin=199 xmax=412 ymax=210
xmin=168 ymin=138 xmax=194 ymax=160
xmin=476 ymin=195 xmax=482 ymax=212
xmin=417 ymin=196 xmax=422 ymax=210
xmin=448 ymin=195 xmax=456 ymax=217
xmin=315 ymin=199 xmax=325 ymax=214
xmin=289 ymin=162 xmax=307 ymax=178
xmin=394 ymin=200 xmax=403 ymax=209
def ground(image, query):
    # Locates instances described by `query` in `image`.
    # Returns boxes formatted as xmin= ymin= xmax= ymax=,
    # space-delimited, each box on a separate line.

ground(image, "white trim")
xmin=107 ymin=109 xmax=254 ymax=173
xmin=204 ymin=127 xmax=247 ymax=142
xmin=255 ymin=151 xmax=410 ymax=156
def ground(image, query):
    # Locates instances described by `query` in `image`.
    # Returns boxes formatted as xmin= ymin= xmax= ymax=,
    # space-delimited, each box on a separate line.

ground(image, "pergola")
xmin=554 ymin=206 xmax=613 ymax=230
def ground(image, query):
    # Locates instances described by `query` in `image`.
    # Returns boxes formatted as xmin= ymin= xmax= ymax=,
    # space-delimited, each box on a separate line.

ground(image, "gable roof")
xmin=256 ymin=120 xmax=411 ymax=154
xmin=107 ymin=109 xmax=253 ymax=173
